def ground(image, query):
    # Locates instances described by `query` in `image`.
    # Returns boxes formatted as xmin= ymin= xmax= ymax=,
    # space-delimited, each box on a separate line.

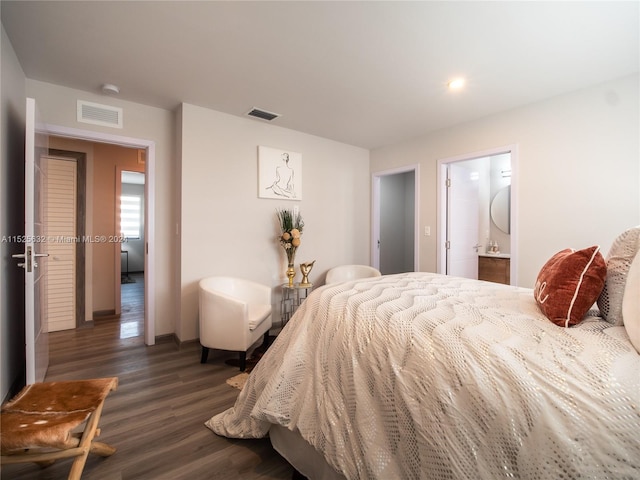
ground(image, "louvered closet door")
xmin=44 ymin=157 xmax=77 ymax=332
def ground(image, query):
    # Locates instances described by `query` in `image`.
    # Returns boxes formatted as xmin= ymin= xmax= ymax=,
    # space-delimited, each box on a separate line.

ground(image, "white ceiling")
xmin=2 ymin=1 xmax=638 ymax=149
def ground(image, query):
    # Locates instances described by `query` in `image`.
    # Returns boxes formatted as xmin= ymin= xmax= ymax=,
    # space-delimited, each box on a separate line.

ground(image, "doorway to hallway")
xmin=372 ymin=165 xmax=420 ymax=274
xmin=47 ymin=124 xmax=156 ymax=346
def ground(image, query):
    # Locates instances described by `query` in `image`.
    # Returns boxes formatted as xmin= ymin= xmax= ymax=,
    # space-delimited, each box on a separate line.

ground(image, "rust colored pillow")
xmin=534 ymin=246 xmax=606 ymax=327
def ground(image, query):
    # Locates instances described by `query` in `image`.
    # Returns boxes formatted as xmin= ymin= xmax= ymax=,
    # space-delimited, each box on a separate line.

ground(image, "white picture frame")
xmin=258 ymin=146 xmax=302 ymax=200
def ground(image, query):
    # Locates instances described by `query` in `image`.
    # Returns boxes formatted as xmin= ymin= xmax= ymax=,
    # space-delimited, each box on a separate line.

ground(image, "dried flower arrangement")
xmin=277 ymin=208 xmax=304 ymax=264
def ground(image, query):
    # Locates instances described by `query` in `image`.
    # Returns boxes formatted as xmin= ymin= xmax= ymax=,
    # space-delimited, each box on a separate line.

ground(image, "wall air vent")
xmin=246 ymin=107 xmax=280 ymax=122
xmin=77 ymin=100 xmax=123 ymax=128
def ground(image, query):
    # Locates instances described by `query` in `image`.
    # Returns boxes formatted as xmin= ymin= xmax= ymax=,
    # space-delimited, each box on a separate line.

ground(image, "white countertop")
xmin=478 ymin=253 xmax=511 ymax=259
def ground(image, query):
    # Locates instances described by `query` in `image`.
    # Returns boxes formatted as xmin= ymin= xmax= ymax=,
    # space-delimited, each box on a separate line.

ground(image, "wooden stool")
xmin=1 ymin=377 xmax=118 ymax=479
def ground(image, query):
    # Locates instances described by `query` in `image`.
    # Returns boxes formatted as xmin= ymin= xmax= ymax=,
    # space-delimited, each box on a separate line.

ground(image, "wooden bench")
xmin=1 ymin=377 xmax=118 ymax=479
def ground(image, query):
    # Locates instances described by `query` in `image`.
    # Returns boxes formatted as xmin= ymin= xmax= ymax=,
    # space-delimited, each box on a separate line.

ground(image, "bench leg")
xmin=90 ymin=441 xmax=116 ymax=457
xmin=68 ymin=396 xmax=112 ymax=480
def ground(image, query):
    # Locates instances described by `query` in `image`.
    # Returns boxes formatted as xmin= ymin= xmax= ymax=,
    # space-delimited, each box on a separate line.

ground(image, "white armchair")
xmin=325 ymin=264 xmax=382 ymax=285
xmin=198 ymin=276 xmax=273 ymax=371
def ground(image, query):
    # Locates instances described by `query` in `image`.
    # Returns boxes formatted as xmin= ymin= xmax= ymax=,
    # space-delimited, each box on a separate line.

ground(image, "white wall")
xmin=25 ymin=80 xmax=178 ymax=336
xmin=371 ymin=74 xmax=639 ymax=288
xmin=179 ymin=103 xmax=370 ymax=341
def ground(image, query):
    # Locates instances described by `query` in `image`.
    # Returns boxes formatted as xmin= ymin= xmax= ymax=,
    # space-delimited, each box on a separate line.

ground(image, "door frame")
xmin=371 ymin=164 xmax=420 ymax=271
xmin=436 ymin=145 xmax=519 ymax=285
xmin=43 ymin=124 xmax=156 ymax=346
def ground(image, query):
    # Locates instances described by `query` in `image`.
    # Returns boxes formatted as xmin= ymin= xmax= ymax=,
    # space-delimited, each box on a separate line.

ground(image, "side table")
xmin=281 ymin=283 xmax=312 ymax=326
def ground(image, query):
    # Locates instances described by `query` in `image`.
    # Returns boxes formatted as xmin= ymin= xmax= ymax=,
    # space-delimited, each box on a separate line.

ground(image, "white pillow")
xmin=597 ymin=226 xmax=640 ymax=325
xmin=622 ymin=250 xmax=640 ymax=353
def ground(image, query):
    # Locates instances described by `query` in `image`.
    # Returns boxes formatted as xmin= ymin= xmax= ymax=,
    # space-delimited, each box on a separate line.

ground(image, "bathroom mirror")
xmin=490 ymin=185 xmax=511 ymax=234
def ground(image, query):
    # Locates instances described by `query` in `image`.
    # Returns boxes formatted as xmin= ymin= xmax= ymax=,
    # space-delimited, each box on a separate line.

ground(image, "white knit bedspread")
xmin=207 ymin=273 xmax=640 ymax=479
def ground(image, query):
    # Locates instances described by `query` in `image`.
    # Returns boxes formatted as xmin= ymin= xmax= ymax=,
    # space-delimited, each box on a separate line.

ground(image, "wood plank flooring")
xmin=2 ymin=273 xmax=295 ymax=480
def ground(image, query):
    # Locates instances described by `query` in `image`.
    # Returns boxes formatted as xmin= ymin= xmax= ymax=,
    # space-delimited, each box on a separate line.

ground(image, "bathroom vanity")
xmin=478 ymin=254 xmax=511 ymax=285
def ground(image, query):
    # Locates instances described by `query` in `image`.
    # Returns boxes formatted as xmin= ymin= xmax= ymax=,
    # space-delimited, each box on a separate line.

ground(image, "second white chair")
xmin=325 ymin=264 xmax=382 ymax=285
xmin=198 ymin=276 xmax=273 ymax=371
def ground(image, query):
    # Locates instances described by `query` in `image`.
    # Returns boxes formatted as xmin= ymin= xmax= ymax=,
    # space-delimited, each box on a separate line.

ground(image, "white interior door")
xmin=446 ymin=163 xmax=480 ymax=279
xmin=15 ymin=98 xmax=50 ymax=383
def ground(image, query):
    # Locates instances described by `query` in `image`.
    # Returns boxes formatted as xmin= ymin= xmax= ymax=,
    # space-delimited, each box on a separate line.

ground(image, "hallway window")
xmin=120 ymin=195 xmax=141 ymax=239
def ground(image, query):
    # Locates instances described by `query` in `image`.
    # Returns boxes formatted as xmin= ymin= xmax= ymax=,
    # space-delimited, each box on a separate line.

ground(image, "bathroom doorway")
xmin=437 ymin=146 xmax=518 ymax=285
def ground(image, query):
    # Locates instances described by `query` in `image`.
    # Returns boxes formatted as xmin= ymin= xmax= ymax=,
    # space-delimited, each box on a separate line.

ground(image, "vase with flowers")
xmin=277 ymin=208 xmax=304 ymax=286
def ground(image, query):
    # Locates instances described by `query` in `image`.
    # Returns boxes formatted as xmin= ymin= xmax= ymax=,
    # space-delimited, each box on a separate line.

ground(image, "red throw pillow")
xmin=534 ymin=246 xmax=607 ymax=327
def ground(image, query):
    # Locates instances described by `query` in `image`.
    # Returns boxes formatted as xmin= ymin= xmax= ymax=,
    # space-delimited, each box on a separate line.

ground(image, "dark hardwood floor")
xmin=2 ymin=273 xmax=295 ymax=480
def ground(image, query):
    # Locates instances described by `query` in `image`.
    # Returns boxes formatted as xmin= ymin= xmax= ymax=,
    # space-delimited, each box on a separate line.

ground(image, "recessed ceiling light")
xmin=447 ymin=78 xmax=465 ymax=90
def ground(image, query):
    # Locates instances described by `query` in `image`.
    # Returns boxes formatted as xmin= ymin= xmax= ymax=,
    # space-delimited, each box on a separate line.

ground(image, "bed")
xmin=207 ymin=236 xmax=640 ymax=479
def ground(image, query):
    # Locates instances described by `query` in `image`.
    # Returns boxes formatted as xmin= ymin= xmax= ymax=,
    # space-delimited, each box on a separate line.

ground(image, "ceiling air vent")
xmin=77 ymin=100 xmax=123 ymax=128
xmin=246 ymin=107 xmax=280 ymax=122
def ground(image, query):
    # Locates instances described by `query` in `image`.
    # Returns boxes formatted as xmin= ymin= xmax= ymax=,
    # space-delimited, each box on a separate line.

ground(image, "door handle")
xmin=12 ymin=252 xmax=27 ymax=269
xmin=473 ymin=243 xmax=482 ymax=252
xmin=13 ymin=246 xmax=32 ymax=271
xmin=32 ymin=252 xmax=49 ymax=268
xmin=12 ymin=247 xmax=48 ymax=271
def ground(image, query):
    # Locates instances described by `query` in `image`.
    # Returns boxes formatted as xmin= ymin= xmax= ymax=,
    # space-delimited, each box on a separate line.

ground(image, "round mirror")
xmin=491 ymin=185 xmax=511 ymax=234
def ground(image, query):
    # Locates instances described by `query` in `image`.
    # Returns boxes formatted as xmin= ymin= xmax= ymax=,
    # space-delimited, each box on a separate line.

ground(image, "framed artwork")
xmin=258 ymin=146 xmax=302 ymax=200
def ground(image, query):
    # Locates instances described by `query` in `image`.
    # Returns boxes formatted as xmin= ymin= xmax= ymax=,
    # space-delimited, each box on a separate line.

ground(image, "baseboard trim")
xmin=93 ymin=310 xmax=118 ymax=320
xmin=152 ymin=334 xmax=200 ymax=350
xmin=154 ymin=333 xmax=177 ymax=345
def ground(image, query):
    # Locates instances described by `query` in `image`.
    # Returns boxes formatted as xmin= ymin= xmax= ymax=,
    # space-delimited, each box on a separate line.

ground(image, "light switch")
xmin=424 ymin=226 xmax=431 ymax=236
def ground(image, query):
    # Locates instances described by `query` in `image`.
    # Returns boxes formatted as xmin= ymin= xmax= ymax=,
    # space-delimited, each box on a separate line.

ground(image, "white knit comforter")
xmin=207 ymin=273 xmax=640 ymax=479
